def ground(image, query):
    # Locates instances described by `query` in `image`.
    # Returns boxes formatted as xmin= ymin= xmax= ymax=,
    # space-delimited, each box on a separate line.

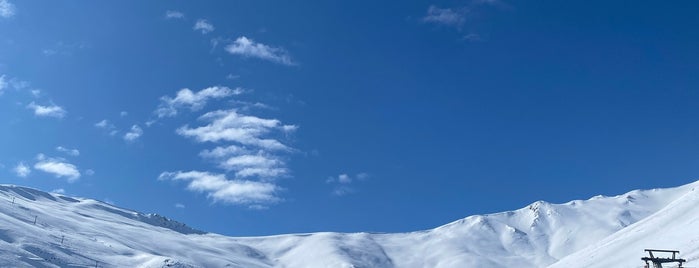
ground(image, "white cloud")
xmin=337 ymin=174 xmax=352 ymax=184
xmin=13 ymin=162 xmax=30 ymax=177
xmin=95 ymin=119 xmax=118 ymax=136
xmin=56 ymin=146 xmax=80 ymax=156
xmin=27 ymin=102 xmax=66 ymax=118
xmin=0 ymin=0 xmax=15 ymax=18
xmin=175 ymin=203 xmax=185 ymax=209
xmin=332 ymin=186 xmax=354 ymax=196
xmin=155 ymin=86 xmax=242 ymax=118
xmin=193 ymin=19 xmax=214 ymax=34
xmin=326 ymin=173 xmax=370 ymax=196
xmin=423 ymin=5 xmax=466 ymax=27
xmin=177 ymin=109 xmax=296 ymax=151
xmin=159 ymin=171 xmax=280 ymax=206
xmin=34 ymin=157 xmax=81 ymax=182
xmin=120 ymin=111 xmax=128 ymax=117
xmin=95 ymin=119 xmax=111 ymax=128
xmin=165 ymin=10 xmax=184 ymax=19
xmin=84 ymin=169 xmax=95 ymax=176
xmin=225 ymin=36 xmax=294 ymax=65
xmin=123 ymin=124 xmax=143 ymax=142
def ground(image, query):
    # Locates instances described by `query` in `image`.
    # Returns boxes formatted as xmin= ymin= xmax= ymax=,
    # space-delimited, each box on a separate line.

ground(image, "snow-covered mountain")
xmin=1 ymin=181 xmax=698 ymax=267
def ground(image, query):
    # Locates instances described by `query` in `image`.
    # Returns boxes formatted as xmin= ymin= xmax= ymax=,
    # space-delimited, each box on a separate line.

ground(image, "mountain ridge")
xmin=1 ymin=181 xmax=698 ymax=267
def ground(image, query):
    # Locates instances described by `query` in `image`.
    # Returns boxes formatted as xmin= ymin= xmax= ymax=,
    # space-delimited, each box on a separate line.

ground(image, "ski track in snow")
xmin=1 ymin=181 xmax=699 ymax=267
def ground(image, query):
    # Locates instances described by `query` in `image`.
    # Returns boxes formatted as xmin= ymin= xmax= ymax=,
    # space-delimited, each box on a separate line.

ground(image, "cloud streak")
xmin=423 ymin=5 xmax=467 ymax=27
xmin=225 ymin=36 xmax=294 ymax=65
xmin=155 ymin=86 xmax=243 ymax=118
xmin=56 ymin=146 xmax=80 ymax=156
xmin=177 ymin=109 xmax=296 ymax=180
xmin=165 ymin=10 xmax=184 ymax=19
xmin=159 ymin=171 xmax=280 ymax=206
xmin=177 ymin=109 xmax=296 ymax=151
xmin=157 ymin=86 xmax=297 ymax=207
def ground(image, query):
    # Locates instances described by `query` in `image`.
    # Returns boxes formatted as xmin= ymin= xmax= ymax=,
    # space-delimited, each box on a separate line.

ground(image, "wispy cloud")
xmin=423 ymin=5 xmax=467 ymax=27
xmin=0 ymin=74 xmax=33 ymax=96
xmin=199 ymin=144 xmax=249 ymax=158
xmin=158 ymin=86 xmax=298 ymax=206
xmin=225 ymin=36 xmax=294 ymax=65
xmin=177 ymin=109 xmax=296 ymax=180
xmin=123 ymin=124 xmax=143 ymax=142
xmin=13 ymin=162 xmax=30 ymax=177
xmin=0 ymin=0 xmax=15 ymax=18
xmin=159 ymin=171 xmax=281 ymax=206
xmin=155 ymin=86 xmax=243 ymax=118
xmin=193 ymin=19 xmax=214 ymax=34
xmin=165 ymin=10 xmax=184 ymax=19
xmin=56 ymin=146 xmax=80 ymax=156
xmin=177 ymin=109 xmax=296 ymax=151
xmin=41 ymin=41 xmax=90 ymax=57
xmin=326 ymin=173 xmax=369 ymax=196
xmin=26 ymin=102 xmax=67 ymax=118
xmin=95 ymin=119 xmax=118 ymax=136
xmin=175 ymin=203 xmax=185 ymax=209
xmin=200 ymin=146 xmax=288 ymax=178
xmin=0 ymin=74 xmax=7 ymax=94
xmin=219 ymin=154 xmax=288 ymax=178
xmin=34 ymin=154 xmax=81 ymax=182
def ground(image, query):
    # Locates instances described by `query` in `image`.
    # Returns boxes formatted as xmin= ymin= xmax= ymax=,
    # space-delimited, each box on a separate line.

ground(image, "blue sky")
xmin=2 ymin=0 xmax=699 ymax=236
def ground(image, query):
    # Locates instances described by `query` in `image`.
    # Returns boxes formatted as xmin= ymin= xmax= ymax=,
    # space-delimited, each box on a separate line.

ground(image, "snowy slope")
xmin=1 ymin=181 xmax=698 ymax=267
xmin=549 ymin=182 xmax=699 ymax=268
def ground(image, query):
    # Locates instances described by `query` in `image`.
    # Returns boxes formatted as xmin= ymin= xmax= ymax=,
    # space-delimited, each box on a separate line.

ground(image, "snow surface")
xmin=1 ymin=181 xmax=698 ymax=267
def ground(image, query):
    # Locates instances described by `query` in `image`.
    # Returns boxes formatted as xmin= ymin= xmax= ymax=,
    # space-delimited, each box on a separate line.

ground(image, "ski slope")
xmin=0 ymin=181 xmax=698 ymax=267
